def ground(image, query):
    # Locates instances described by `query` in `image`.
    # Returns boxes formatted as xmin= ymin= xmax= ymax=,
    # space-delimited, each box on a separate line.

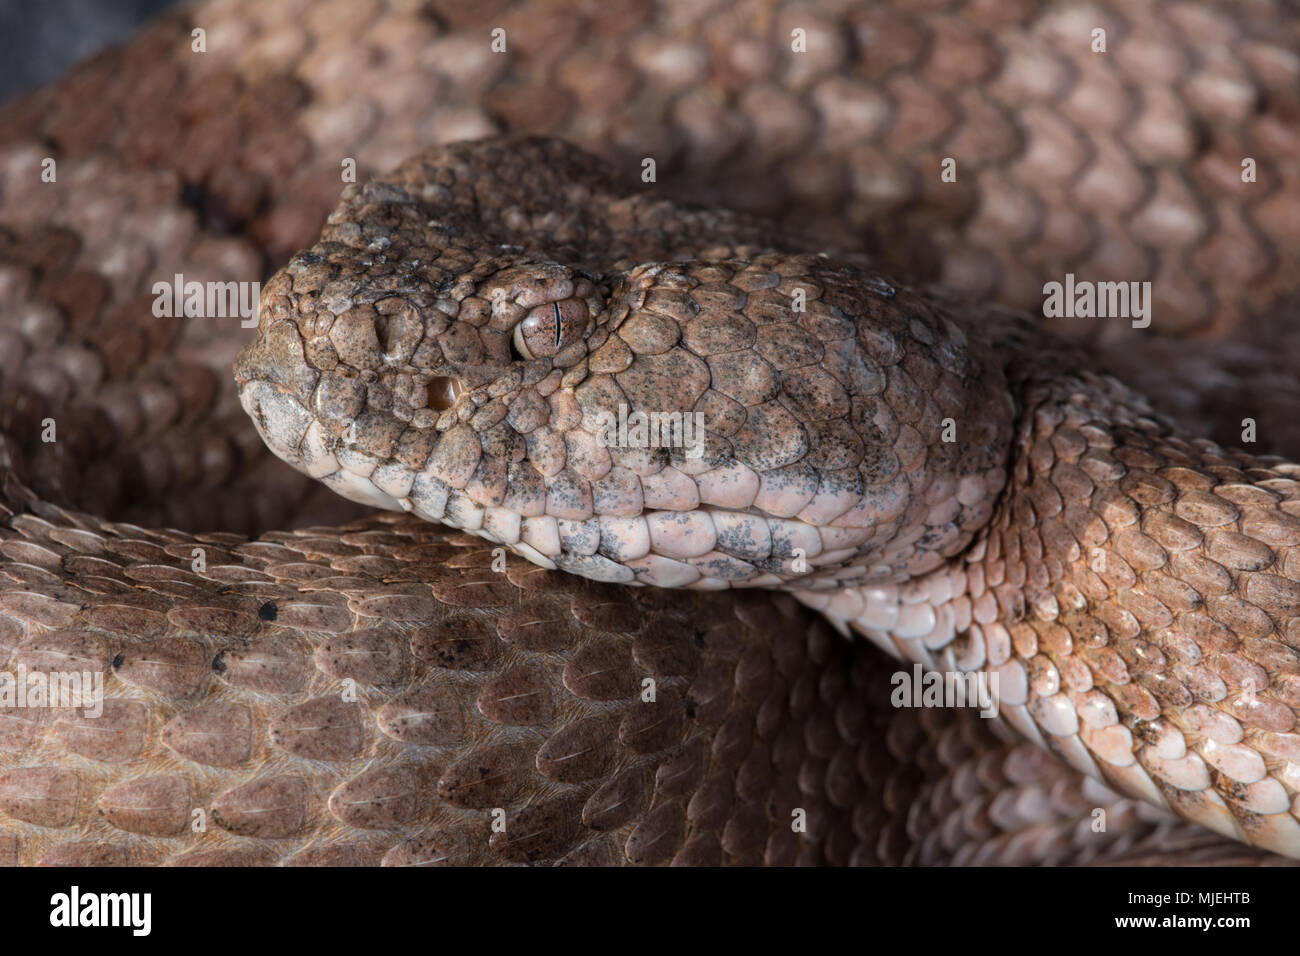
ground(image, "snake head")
xmin=236 ymin=137 xmax=1015 ymax=592
xmin=234 ymin=248 xmax=604 ymax=516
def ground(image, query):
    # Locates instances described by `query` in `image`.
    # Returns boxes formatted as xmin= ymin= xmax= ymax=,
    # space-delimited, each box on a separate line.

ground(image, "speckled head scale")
xmin=237 ymin=137 xmax=1014 ymax=596
xmin=12 ymin=0 xmax=1300 ymax=869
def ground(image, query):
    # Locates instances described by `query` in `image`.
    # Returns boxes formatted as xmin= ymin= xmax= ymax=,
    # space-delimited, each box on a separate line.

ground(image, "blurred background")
xmin=0 ymin=0 xmax=178 ymax=102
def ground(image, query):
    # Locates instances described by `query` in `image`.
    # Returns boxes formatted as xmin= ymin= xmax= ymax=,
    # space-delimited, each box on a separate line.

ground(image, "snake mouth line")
xmin=238 ymin=371 xmax=951 ymax=591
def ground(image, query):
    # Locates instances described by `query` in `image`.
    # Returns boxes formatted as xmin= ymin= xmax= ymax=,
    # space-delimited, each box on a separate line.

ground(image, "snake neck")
xmin=799 ymin=355 xmax=1300 ymax=852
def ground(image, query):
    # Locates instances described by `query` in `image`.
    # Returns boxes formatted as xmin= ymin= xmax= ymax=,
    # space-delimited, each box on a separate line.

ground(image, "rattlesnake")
xmin=2 ymin=0 xmax=1300 ymax=866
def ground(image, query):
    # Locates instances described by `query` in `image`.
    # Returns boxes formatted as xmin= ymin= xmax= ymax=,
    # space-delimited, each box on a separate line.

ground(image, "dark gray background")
xmin=0 ymin=0 xmax=179 ymax=103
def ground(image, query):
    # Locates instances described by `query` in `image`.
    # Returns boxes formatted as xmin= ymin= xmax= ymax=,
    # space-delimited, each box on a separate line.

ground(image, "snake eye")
xmin=427 ymin=376 xmax=468 ymax=411
xmin=512 ymin=298 xmax=588 ymax=360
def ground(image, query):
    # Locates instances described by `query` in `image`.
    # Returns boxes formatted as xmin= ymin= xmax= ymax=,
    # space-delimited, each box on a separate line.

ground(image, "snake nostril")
xmin=427 ymin=376 xmax=467 ymax=411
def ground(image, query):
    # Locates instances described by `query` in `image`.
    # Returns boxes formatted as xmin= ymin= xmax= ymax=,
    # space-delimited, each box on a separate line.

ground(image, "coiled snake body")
xmin=2 ymin=0 xmax=1300 ymax=866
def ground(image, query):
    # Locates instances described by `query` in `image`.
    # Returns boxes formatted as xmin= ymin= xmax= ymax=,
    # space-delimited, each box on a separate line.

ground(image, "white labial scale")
xmin=239 ymin=380 xmax=312 ymax=468
xmin=320 ymin=468 xmax=404 ymax=510
xmin=897 ymin=577 xmax=930 ymax=606
xmin=372 ymin=461 xmax=415 ymax=499
xmin=709 ymin=511 xmax=772 ymax=561
xmin=299 ymin=420 xmax=340 ymax=478
xmin=736 ymin=572 xmax=787 ymax=588
xmin=824 ymin=588 xmax=865 ymax=621
xmin=1235 ymin=778 xmax=1291 ymax=814
xmin=1148 ymin=720 xmax=1186 ymax=760
xmin=553 ymin=550 xmax=635 ymax=583
xmin=847 ymin=623 xmax=894 ymax=655
xmin=483 ymin=506 xmax=522 ymax=545
xmin=797 ymin=577 xmax=840 ymax=592
xmin=921 ymin=603 xmax=956 ymax=650
xmin=521 ymin=516 xmax=561 ymax=556
xmin=859 ymin=588 xmax=899 ymax=630
xmin=685 ymin=550 xmax=757 ymax=585
xmin=1080 ymin=724 xmax=1135 ymax=773
xmin=645 ymin=510 xmax=717 ymax=559
xmin=408 ymin=471 xmax=450 ymax=521
xmin=597 ymin=515 xmax=651 ymax=562
xmin=336 ymin=444 xmax=380 ymax=478
xmin=767 ymin=520 xmax=822 ymax=564
xmin=685 ymin=576 xmax=731 ymax=591
xmin=625 ymin=553 xmax=702 ymax=588
xmin=1246 ymin=812 xmax=1300 ymax=856
xmin=754 ymin=470 xmax=816 ymax=518
xmin=893 ymin=602 xmax=936 ymax=639
xmin=935 ymin=569 xmax=967 ymax=605
xmin=993 ymin=658 xmax=1028 ymax=705
xmin=834 ymin=474 xmax=909 ymax=530
xmin=557 ymin=518 xmax=601 ymax=556
xmin=444 ymin=490 xmax=484 ymax=531
xmin=510 ymin=540 xmax=557 ymax=570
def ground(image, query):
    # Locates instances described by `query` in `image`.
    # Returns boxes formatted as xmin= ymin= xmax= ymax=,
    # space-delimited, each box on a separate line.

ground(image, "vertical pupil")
xmin=553 ymin=302 xmax=563 ymax=349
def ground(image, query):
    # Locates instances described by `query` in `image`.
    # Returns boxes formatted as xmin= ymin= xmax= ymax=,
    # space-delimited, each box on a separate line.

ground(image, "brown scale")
xmin=0 ymin=495 xmax=1279 ymax=865
xmin=233 ymin=139 xmax=1300 ymax=857
xmin=2 ymin=0 xmax=1300 ymax=865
